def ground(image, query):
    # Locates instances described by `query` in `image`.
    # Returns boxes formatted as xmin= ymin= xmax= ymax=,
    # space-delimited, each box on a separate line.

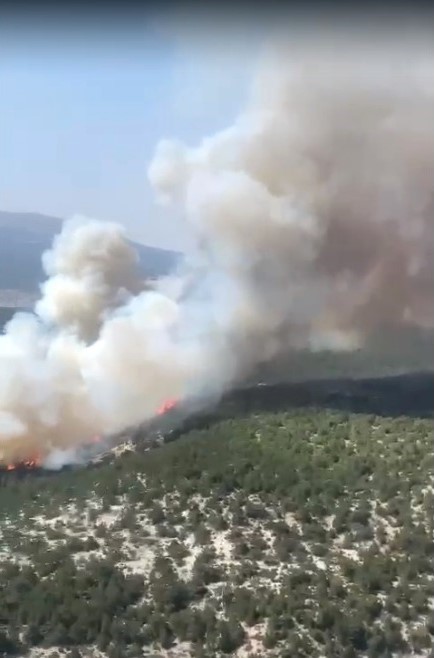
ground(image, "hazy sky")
xmin=2 ymin=7 xmax=428 ymax=251
xmin=0 ymin=11 xmax=264 ymax=250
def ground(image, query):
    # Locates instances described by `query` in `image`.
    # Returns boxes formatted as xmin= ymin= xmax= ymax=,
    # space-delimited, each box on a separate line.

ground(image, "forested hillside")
xmin=0 ymin=403 xmax=432 ymax=658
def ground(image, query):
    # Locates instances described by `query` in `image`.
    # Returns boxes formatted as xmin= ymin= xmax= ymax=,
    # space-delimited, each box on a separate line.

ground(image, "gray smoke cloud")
xmin=0 ymin=35 xmax=433 ymax=466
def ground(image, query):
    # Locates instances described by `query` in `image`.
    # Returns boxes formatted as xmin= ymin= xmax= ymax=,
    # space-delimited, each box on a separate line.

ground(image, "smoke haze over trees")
xmin=0 ymin=29 xmax=433 ymax=466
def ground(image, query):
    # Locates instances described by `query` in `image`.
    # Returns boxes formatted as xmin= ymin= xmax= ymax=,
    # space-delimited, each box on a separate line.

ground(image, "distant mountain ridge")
xmin=0 ymin=211 xmax=180 ymax=297
xmin=0 ymin=212 xmax=432 ymax=380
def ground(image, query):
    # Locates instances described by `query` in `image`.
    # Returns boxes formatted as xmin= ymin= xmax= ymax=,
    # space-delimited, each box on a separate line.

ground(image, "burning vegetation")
xmin=4 ymin=457 xmax=41 ymax=472
xmin=156 ymin=398 xmax=178 ymax=416
xmin=0 ymin=399 xmax=179 ymax=473
xmin=0 ymin=33 xmax=433 ymax=469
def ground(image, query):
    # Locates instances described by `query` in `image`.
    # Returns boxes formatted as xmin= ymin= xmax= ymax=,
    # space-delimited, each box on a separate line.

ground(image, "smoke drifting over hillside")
xmin=0 ymin=35 xmax=433 ymax=466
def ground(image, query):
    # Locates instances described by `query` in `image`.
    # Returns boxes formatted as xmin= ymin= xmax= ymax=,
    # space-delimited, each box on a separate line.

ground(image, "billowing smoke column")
xmin=0 ymin=38 xmax=433 ymax=466
xmin=36 ymin=217 xmax=145 ymax=342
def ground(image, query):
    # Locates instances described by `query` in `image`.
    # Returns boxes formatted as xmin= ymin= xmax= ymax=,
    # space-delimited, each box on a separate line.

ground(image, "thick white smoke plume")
xmin=0 ymin=37 xmax=433 ymax=466
xmin=36 ymin=216 xmax=145 ymax=341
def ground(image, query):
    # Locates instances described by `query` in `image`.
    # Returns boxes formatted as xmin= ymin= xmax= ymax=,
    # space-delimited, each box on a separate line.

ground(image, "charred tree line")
xmin=1 ymin=371 xmax=432 ymax=479
xmin=156 ymin=371 xmax=434 ymax=447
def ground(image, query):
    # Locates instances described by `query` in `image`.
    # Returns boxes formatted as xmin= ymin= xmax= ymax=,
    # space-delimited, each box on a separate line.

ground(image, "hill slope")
xmin=0 ymin=378 xmax=433 ymax=658
xmin=0 ymin=212 xmax=432 ymax=382
xmin=0 ymin=211 xmax=180 ymax=298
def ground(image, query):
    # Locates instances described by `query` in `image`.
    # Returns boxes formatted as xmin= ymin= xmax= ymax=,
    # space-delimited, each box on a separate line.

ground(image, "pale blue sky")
xmin=0 ymin=13 xmax=265 ymax=250
xmin=1 ymin=8 xmax=429 ymax=250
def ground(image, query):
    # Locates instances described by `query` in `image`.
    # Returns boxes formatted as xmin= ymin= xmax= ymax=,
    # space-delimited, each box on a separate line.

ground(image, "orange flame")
xmin=2 ymin=402 xmax=179 ymax=472
xmin=3 ymin=455 xmax=42 ymax=472
xmin=156 ymin=398 xmax=177 ymax=416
